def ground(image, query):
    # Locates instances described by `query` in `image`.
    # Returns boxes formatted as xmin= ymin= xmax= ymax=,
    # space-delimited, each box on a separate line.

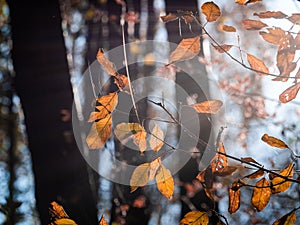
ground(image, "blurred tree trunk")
xmin=7 ymin=1 xmax=98 ymax=224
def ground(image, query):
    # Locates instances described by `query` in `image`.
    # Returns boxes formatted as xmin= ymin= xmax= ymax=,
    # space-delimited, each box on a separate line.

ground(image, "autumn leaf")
xmin=96 ymin=48 xmax=117 ymax=76
xmin=149 ymin=123 xmax=164 ymax=152
xmin=148 ymin=157 xmax=161 ymax=181
xmin=180 ymin=211 xmax=209 ymax=225
xmin=274 ymin=49 xmax=296 ymax=81
xmin=193 ymin=100 xmax=223 ymax=114
xmin=156 ymin=165 xmax=174 ymax=199
xmin=272 ymin=208 xmax=297 ymax=225
xmin=86 ymin=116 xmax=112 ymax=149
xmin=160 ymin=13 xmax=178 ymax=23
xmin=213 ymin=166 xmax=238 ymax=177
xmin=211 ymin=139 xmax=228 ymax=173
xmin=259 ymin=27 xmax=286 ymax=45
xmin=177 ymin=10 xmax=194 ymax=24
xmin=228 ymin=188 xmax=240 ymax=214
xmin=114 ymin=123 xmax=147 ymax=153
xmin=130 ymin=163 xmax=150 ymax=193
xmin=87 ymin=92 xmax=118 ymax=122
xmin=245 ymin=169 xmax=264 ymax=179
xmin=261 ymin=134 xmax=289 ymax=149
xmin=247 ymin=53 xmax=269 ymax=76
xmin=211 ymin=44 xmax=232 ymax=53
xmin=222 ymin=25 xmax=236 ymax=32
xmin=99 ymin=215 xmax=108 ymax=225
xmin=241 ymin=19 xmax=267 ymax=30
xmin=201 ymin=2 xmax=221 ymax=22
xmin=114 ymin=75 xmax=129 ymax=91
xmin=235 ymin=0 xmax=261 ymax=5
xmin=169 ymin=36 xmax=200 ymax=64
xmin=279 ymin=82 xmax=300 ymax=103
xmin=288 ymin=13 xmax=300 ymax=25
xmin=253 ymin=11 xmax=287 ymax=19
xmin=271 ymin=163 xmax=293 ymax=194
xmin=49 ymin=201 xmax=77 ymax=225
xmin=197 ymin=166 xmax=213 ymax=189
xmin=251 ymin=178 xmax=271 ymax=211
xmin=241 ymin=157 xmax=261 ymax=165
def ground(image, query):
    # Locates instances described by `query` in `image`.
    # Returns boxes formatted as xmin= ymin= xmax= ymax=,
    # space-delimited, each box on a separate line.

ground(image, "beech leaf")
xmin=272 ymin=208 xmax=297 ymax=225
xmin=149 ymin=123 xmax=164 ymax=152
xmin=241 ymin=19 xmax=267 ymax=30
xmin=200 ymin=2 xmax=221 ymax=22
xmin=247 ymin=53 xmax=269 ymax=76
xmin=130 ymin=163 xmax=150 ymax=193
xmin=235 ymin=0 xmax=261 ymax=5
xmin=253 ymin=11 xmax=287 ymax=19
xmin=222 ymin=25 xmax=236 ymax=32
xmin=251 ymin=178 xmax=271 ymax=211
xmin=160 ymin=13 xmax=178 ymax=23
xmin=211 ymin=44 xmax=233 ymax=53
xmin=279 ymin=82 xmax=300 ymax=103
xmin=96 ymin=48 xmax=117 ymax=76
xmin=241 ymin=157 xmax=261 ymax=165
xmin=270 ymin=163 xmax=293 ymax=194
xmin=180 ymin=211 xmax=209 ymax=225
xmin=193 ymin=100 xmax=223 ymax=114
xmin=288 ymin=13 xmax=300 ymax=25
xmin=210 ymin=139 xmax=228 ymax=173
xmin=245 ymin=169 xmax=265 ymax=179
xmin=259 ymin=27 xmax=286 ymax=45
xmin=228 ymin=188 xmax=240 ymax=214
xmin=156 ymin=165 xmax=174 ymax=199
xmin=261 ymin=134 xmax=289 ymax=149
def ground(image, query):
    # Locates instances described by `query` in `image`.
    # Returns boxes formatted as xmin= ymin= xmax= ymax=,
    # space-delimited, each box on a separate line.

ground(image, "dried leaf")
xmin=201 ymin=2 xmax=221 ymax=22
xmin=274 ymin=49 xmax=296 ymax=81
xmin=253 ymin=11 xmax=287 ymax=19
xmin=99 ymin=215 xmax=108 ymax=225
xmin=130 ymin=163 xmax=150 ymax=192
xmin=235 ymin=0 xmax=261 ymax=5
xmin=241 ymin=157 xmax=261 ymax=165
xmin=169 ymin=36 xmax=200 ymax=64
xmin=177 ymin=10 xmax=194 ymax=24
xmin=86 ymin=116 xmax=112 ymax=149
xmin=245 ymin=169 xmax=264 ymax=179
xmin=149 ymin=123 xmax=164 ymax=152
xmin=214 ymin=166 xmax=237 ymax=177
xmin=156 ymin=165 xmax=174 ymax=199
xmin=247 ymin=53 xmax=269 ymax=76
xmin=148 ymin=157 xmax=161 ymax=181
xmin=204 ymin=188 xmax=214 ymax=200
xmin=211 ymin=140 xmax=227 ymax=173
xmin=88 ymin=92 xmax=118 ymax=122
xmin=271 ymin=163 xmax=293 ymax=194
xmin=288 ymin=13 xmax=300 ymax=25
xmin=96 ymin=49 xmax=117 ymax=76
xmin=261 ymin=134 xmax=289 ymax=149
xmin=279 ymin=82 xmax=300 ymax=103
xmin=259 ymin=27 xmax=286 ymax=45
xmin=272 ymin=208 xmax=297 ymax=225
xmin=222 ymin=25 xmax=236 ymax=32
xmin=193 ymin=100 xmax=223 ymax=114
xmin=49 ymin=201 xmax=77 ymax=225
xmin=196 ymin=169 xmax=206 ymax=183
xmin=211 ymin=44 xmax=233 ymax=53
xmin=241 ymin=19 xmax=267 ymax=30
xmin=160 ymin=13 xmax=178 ymax=23
xmin=251 ymin=178 xmax=271 ymax=211
xmin=228 ymin=188 xmax=240 ymax=214
xmin=114 ymin=75 xmax=129 ymax=91
xmin=180 ymin=211 xmax=209 ymax=225
xmin=198 ymin=166 xmax=213 ymax=189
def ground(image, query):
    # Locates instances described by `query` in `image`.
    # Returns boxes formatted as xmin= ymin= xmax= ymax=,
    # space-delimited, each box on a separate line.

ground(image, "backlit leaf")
xmin=253 ymin=11 xmax=287 ymax=19
xmin=228 ymin=188 xmax=240 ymax=214
xmin=251 ymin=178 xmax=271 ymax=211
xmin=271 ymin=163 xmax=293 ymax=194
xmin=272 ymin=208 xmax=297 ymax=225
xmin=200 ymin=2 xmax=221 ymax=22
xmin=86 ymin=116 xmax=112 ymax=149
xmin=148 ymin=157 xmax=161 ymax=181
xmin=156 ymin=165 xmax=174 ymax=199
xmin=96 ymin=48 xmax=117 ymax=76
xmin=259 ymin=27 xmax=286 ymax=45
xmin=211 ymin=139 xmax=228 ymax=173
xmin=247 ymin=53 xmax=269 ymax=76
xmin=193 ymin=100 xmax=223 ymax=114
xmin=222 ymin=25 xmax=236 ymax=32
xmin=211 ymin=44 xmax=233 ymax=53
xmin=261 ymin=134 xmax=289 ymax=148
xmin=130 ymin=163 xmax=150 ymax=193
xmin=241 ymin=19 xmax=267 ymax=30
xmin=169 ymin=36 xmax=200 ymax=64
xmin=149 ymin=123 xmax=164 ymax=152
xmin=288 ymin=13 xmax=300 ymax=25
xmin=180 ymin=211 xmax=209 ymax=225
xmin=99 ymin=215 xmax=109 ymax=225
xmin=49 ymin=201 xmax=77 ymax=225
xmin=161 ymin=13 xmax=178 ymax=23
xmin=245 ymin=169 xmax=264 ymax=179
xmin=235 ymin=0 xmax=261 ymax=5
xmin=279 ymin=82 xmax=300 ymax=103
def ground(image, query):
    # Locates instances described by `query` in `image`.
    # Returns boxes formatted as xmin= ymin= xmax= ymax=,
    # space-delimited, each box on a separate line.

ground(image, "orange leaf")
xmin=245 ymin=169 xmax=264 ymax=179
xmin=222 ymin=25 xmax=236 ymax=32
xmin=200 ymin=2 xmax=221 ymax=22
xmin=156 ymin=165 xmax=174 ymax=199
xmin=288 ymin=13 xmax=300 ymax=25
xmin=210 ymin=139 xmax=227 ymax=173
xmin=241 ymin=157 xmax=261 ymax=165
xmin=274 ymin=49 xmax=296 ymax=81
xmin=214 ymin=166 xmax=237 ymax=177
xmin=180 ymin=211 xmax=209 ymax=225
xmin=99 ymin=215 xmax=109 ymax=225
xmin=148 ymin=157 xmax=161 ymax=181
xmin=253 ymin=11 xmax=287 ymax=19
xmin=149 ymin=123 xmax=164 ymax=152
xmin=96 ymin=49 xmax=117 ymax=76
xmin=49 ymin=201 xmax=77 ymax=224
xmin=169 ymin=36 xmax=200 ymax=64
xmin=114 ymin=75 xmax=129 ymax=91
xmin=241 ymin=19 xmax=267 ymax=30
xmin=228 ymin=188 xmax=240 ymax=214
xmin=197 ymin=166 xmax=213 ymax=189
xmin=279 ymin=82 xmax=300 ymax=103
xmin=247 ymin=53 xmax=269 ymax=76
xmin=259 ymin=27 xmax=286 ymax=45
xmin=211 ymin=44 xmax=232 ymax=53
xmin=272 ymin=208 xmax=297 ymax=225
xmin=270 ymin=163 xmax=293 ymax=194
xmin=86 ymin=116 xmax=112 ymax=149
xmin=235 ymin=0 xmax=261 ymax=5
xmin=160 ymin=13 xmax=178 ymax=23
xmin=261 ymin=134 xmax=289 ymax=148
xmin=251 ymin=178 xmax=271 ymax=211
xmin=193 ymin=100 xmax=223 ymax=114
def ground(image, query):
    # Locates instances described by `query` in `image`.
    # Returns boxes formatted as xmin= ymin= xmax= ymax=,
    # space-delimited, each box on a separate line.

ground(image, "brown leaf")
xmin=49 ymin=201 xmax=77 ymax=224
xmin=245 ymin=169 xmax=265 ymax=179
xmin=156 ymin=165 xmax=174 ymax=199
xmin=235 ymin=0 xmax=261 ymax=5
xmin=196 ymin=166 xmax=213 ymax=189
xmin=228 ymin=188 xmax=240 ymax=214
xmin=114 ymin=75 xmax=129 ymax=91
xmin=169 ymin=36 xmax=200 ymax=64
xmin=99 ymin=215 xmax=109 ymax=225
xmin=253 ymin=11 xmax=287 ymax=19
xmin=201 ymin=2 xmax=221 ymax=22
xmin=241 ymin=157 xmax=261 ymax=165
xmin=130 ymin=163 xmax=150 ymax=192
xmin=288 ymin=13 xmax=300 ymax=25
xmin=177 ymin=10 xmax=194 ymax=24
xmin=88 ymin=92 xmax=118 ymax=122
xmin=214 ymin=166 xmax=238 ymax=177
xmin=211 ymin=139 xmax=228 ymax=173
xmin=96 ymin=48 xmax=117 ymax=76
xmin=251 ymin=178 xmax=271 ymax=211
xmin=274 ymin=49 xmax=296 ymax=81
xmin=247 ymin=53 xmax=269 ymax=76
xmin=231 ymin=179 xmax=245 ymax=191
xmin=160 ymin=13 xmax=178 ymax=23
xmin=279 ymin=82 xmax=300 ymax=103
xmin=149 ymin=123 xmax=164 ymax=152
xmin=148 ymin=157 xmax=161 ymax=181
xmin=193 ymin=100 xmax=223 ymax=114
xmin=222 ymin=25 xmax=236 ymax=32
xmin=86 ymin=116 xmax=112 ymax=149
xmin=241 ymin=19 xmax=267 ymax=30
xmin=211 ymin=44 xmax=233 ymax=53
xmin=180 ymin=211 xmax=209 ymax=225
xmin=272 ymin=208 xmax=297 ymax=225
xmin=261 ymin=134 xmax=289 ymax=148
xmin=259 ymin=27 xmax=286 ymax=45
xmin=204 ymin=188 xmax=214 ymax=200
xmin=271 ymin=163 xmax=293 ymax=194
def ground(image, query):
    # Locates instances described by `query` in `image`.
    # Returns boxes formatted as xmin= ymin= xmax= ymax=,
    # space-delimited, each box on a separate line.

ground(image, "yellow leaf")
xmin=88 ymin=92 xmax=118 ymax=122
xmin=228 ymin=188 xmax=240 ymax=214
xmin=273 ymin=208 xmax=297 ymax=225
xmin=86 ymin=116 xmax=112 ymax=149
xmin=149 ymin=157 xmax=161 ymax=181
xmin=96 ymin=49 xmax=117 ymax=76
xmin=271 ymin=163 xmax=293 ymax=194
xmin=247 ymin=53 xmax=269 ymax=76
xmin=149 ymin=124 xmax=164 ymax=152
xmin=49 ymin=201 xmax=77 ymax=225
xmin=201 ymin=2 xmax=221 ymax=22
xmin=99 ymin=215 xmax=109 ymax=225
xmin=279 ymin=82 xmax=300 ymax=103
xmin=251 ymin=178 xmax=271 ymax=211
xmin=52 ymin=218 xmax=77 ymax=225
xmin=253 ymin=11 xmax=287 ymax=19
xmin=180 ymin=211 xmax=209 ymax=225
xmin=193 ymin=100 xmax=223 ymax=114
xmin=156 ymin=165 xmax=174 ymax=199
xmin=130 ymin=163 xmax=150 ymax=193
xmin=222 ymin=25 xmax=236 ymax=32
xmin=241 ymin=19 xmax=267 ymax=30
xmin=261 ymin=134 xmax=289 ymax=148
xmin=169 ymin=36 xmax=200 ymax=64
